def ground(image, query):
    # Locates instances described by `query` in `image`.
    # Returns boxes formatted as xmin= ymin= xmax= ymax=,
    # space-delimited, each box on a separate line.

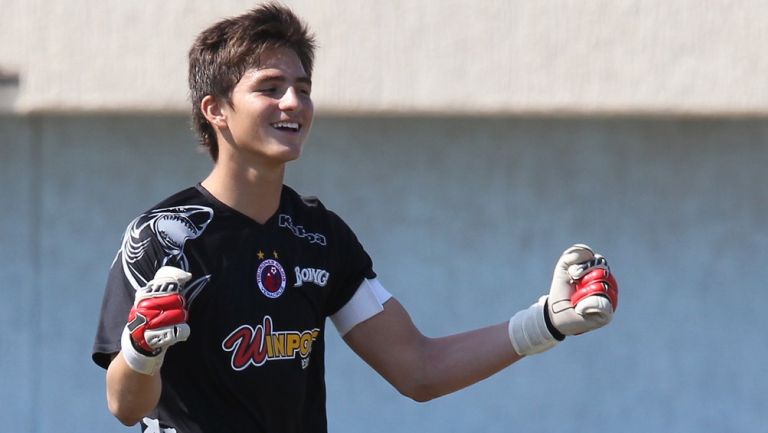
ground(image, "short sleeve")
xmin=323 ymin=212 xmax=376 ymax=317
xmin=91 ymin=215 xmax=165 ymax=369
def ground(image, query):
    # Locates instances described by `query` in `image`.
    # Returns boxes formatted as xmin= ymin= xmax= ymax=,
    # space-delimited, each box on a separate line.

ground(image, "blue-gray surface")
xmin=1 ymin=115 xmax=765 ymax=433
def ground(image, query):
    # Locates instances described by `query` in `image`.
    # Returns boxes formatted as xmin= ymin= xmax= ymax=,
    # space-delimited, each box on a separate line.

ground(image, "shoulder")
xmin=279 ymin=185 xmax=363 ymax=248
xmin=128 ymin=186 xmax=214 ymax=227
xmin=113 ymin=186 xmax=216 ymax=287
xmin=120 ymin=187 xmax=215 ymax=247
xmin=281 ymin=184 xmax=326 ymax=212
xmin=148 ymin=185 xmax=213 ymax=212
xmin=280 ymin=185 xmax=353 ymax=229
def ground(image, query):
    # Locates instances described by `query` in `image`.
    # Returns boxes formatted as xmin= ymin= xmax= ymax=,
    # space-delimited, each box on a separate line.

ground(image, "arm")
xmin=106 ymin=353 xmax=162 ymax=425
xmin=105 ymin=266 xmax=192 ymax=425
xmin=342 ymin=244 xmax=618 ymax=402
xmin=343 ymin=298 xmax=522 ymax=402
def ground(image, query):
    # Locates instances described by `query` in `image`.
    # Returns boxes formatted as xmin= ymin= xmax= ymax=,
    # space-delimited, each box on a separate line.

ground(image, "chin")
xmin=282 ymin=152 xmax=302 ymax=163
xmin=272 ymin=146 xmax=303 ymax=163
xmin=256 ymin=136 xmax=299 ymax=156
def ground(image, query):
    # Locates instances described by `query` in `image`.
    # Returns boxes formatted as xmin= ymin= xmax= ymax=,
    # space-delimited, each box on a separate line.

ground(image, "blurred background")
xmin=1 ymin=1 xmax=766 ymax=432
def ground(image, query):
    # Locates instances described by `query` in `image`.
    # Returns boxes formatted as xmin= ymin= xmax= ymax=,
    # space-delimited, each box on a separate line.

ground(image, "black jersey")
xmin=92 ymin=184 xmax=375 ymax=433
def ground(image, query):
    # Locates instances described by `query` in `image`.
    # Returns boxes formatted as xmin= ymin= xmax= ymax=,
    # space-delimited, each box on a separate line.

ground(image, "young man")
xmin=92 ymin=3 xmax=619 ymax=433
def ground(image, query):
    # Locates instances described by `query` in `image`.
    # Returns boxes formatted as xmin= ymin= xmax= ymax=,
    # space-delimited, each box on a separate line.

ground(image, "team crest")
xmin=257 ymin=259 xmax=287 ymax=298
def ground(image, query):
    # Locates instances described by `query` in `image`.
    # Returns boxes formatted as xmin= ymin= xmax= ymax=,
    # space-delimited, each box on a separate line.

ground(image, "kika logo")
xmin=221 ymin=316 xmax=320 ymax=371
xmin=293 ymin=266 xmax=330 ymax=287
xmin=278 ymin=214 xmax=327 ymax=246
xmin=257 ymin=258 xmax=286 ymax=298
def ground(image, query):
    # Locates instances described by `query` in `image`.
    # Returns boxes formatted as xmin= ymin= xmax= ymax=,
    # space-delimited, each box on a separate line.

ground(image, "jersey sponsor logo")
xmin=278 ymin=214 xmax=327 ymax=246
xmin=257 ymin=259 xmax=287 ymax=298
xmin=221 ymin=316 xmax=320 ymax=370
xmin=293 ymin=266 xmax=330 ymax=287
xmin=113 ymin=205 xmax=213 ymax=307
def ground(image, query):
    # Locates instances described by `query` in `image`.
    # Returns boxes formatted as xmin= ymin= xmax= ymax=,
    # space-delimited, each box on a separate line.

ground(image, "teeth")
xmin=272 ymin=121 xmax=299 ymax=131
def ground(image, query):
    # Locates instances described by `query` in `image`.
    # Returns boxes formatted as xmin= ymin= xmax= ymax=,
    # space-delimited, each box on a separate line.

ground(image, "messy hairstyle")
xmin=188 ymin=2 xmax=316 ymax=160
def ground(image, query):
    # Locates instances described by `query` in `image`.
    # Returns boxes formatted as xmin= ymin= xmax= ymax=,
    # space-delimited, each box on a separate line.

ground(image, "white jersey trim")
xmin=331 ymin=278 xmax=392 ymax=336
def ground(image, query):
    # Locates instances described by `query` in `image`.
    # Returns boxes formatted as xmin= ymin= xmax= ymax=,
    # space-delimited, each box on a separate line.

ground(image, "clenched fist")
xmin=122 ymin=266 xmax=192 ymax=375
xmin=547 ymin=244 xmax=618 ymax=337
xmin=508 ymin=244 xmax=619 ymax=356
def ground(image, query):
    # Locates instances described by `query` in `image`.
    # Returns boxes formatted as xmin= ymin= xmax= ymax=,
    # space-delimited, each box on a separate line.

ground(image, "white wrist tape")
xmin=508 ymin=296 xmax=558 ymax=356
xmin=121 ymin=327 xmax=166 ymax=376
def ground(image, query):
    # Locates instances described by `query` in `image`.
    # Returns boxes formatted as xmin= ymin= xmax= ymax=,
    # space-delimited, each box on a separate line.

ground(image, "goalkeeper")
xmin=91 ymin=3 xmax=620 ymax=433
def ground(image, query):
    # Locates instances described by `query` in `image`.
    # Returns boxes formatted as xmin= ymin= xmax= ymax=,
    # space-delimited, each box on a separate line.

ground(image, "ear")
xmin=200 ymin=95 xmax=228 ymax=128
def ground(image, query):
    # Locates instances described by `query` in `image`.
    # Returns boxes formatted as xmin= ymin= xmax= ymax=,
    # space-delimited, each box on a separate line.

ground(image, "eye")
xmin=296 ymin=85 xmax=312 ymax=96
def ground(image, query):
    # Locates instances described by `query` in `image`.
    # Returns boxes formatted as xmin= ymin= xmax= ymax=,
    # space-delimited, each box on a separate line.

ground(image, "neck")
xmin=201 ymin=155 xmax=286 ymax=224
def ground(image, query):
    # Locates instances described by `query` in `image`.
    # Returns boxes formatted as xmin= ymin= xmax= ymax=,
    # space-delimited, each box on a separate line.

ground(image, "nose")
xmin=278 ymin=86 xmax=301 ymax=111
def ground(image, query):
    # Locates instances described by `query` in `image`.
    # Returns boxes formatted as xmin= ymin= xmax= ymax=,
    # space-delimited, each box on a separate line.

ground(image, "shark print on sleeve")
xmin=113 ymin=205 xmax=214 ymax=305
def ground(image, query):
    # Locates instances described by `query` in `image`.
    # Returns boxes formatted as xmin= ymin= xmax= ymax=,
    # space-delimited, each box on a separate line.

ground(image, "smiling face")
xmin=212 ymin=46 xmax=314 ymax=167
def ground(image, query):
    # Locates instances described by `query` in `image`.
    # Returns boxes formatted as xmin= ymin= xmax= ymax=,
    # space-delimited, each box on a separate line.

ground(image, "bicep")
xmin=342 ymin=298 xmax=428 ymax=390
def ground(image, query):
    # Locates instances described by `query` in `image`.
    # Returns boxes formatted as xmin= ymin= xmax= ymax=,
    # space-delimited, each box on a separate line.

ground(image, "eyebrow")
xmin=255 ymin=72 xmax=312 ymax=87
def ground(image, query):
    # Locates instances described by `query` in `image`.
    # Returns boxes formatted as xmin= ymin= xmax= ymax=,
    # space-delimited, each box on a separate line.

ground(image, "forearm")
xmin=106 ymin=352 xmax=162 ymax=426
xmin=415 ymin=322 xmax=522 ymax=400
xmin=414 ymin=244 xmax=620 ymax=399
xmin=345 ymin=300 xmax=522 ymax=402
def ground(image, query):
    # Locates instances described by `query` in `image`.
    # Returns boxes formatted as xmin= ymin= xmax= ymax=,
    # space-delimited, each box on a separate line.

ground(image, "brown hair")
xmin=188 ymin=2 xmax=316 ymax=160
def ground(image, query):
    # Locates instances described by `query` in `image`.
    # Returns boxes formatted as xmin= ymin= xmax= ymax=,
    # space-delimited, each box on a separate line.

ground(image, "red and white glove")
xmin=508 ymin=244 xmax=619 ymax=356
xmin=568 ymin=254 xmax=618 ymax=319
xmin=121 ymin=266 xmax=191 ymax=375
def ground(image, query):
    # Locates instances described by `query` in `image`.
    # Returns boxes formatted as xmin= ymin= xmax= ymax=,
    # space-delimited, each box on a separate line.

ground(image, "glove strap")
xmin=121 ymin=327 xmax=166 ymax=376
xmin=543 ymin=298 xmax=566 ymax=341
xmin=508 ymin=296 xmax=559 ymax=356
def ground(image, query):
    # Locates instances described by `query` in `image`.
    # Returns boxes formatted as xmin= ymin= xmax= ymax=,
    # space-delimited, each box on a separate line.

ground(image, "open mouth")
xmin=271 ymin=121 xmax=301 ymax=132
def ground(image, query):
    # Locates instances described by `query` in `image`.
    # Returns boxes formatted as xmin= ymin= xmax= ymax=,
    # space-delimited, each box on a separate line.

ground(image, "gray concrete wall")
xmin=1 ymin=115 xmax=766 ymax=432
xmin=2 ymin=0 xmax=767 ymax=115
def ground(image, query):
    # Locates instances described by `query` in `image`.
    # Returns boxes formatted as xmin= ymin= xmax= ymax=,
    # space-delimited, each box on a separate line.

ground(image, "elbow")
xmin=397 ymin=382 xmax=438 ymax=403
xmin=105 ymin=355 xmax=159 ymax=426
xmin=407 ymin=388 xmax=437 ymax=403
xmin=107 ymin=397 xmax=147 ymax=427
xmin=109 ymin=404 xmax=142 ymax=427
xmin=392 ymin=373 xmax=440 ymax=403
xmin=389 ymin=338 xmax=442 ymax=402
xmin=116 ymin=415 xmax=142 ymax=428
